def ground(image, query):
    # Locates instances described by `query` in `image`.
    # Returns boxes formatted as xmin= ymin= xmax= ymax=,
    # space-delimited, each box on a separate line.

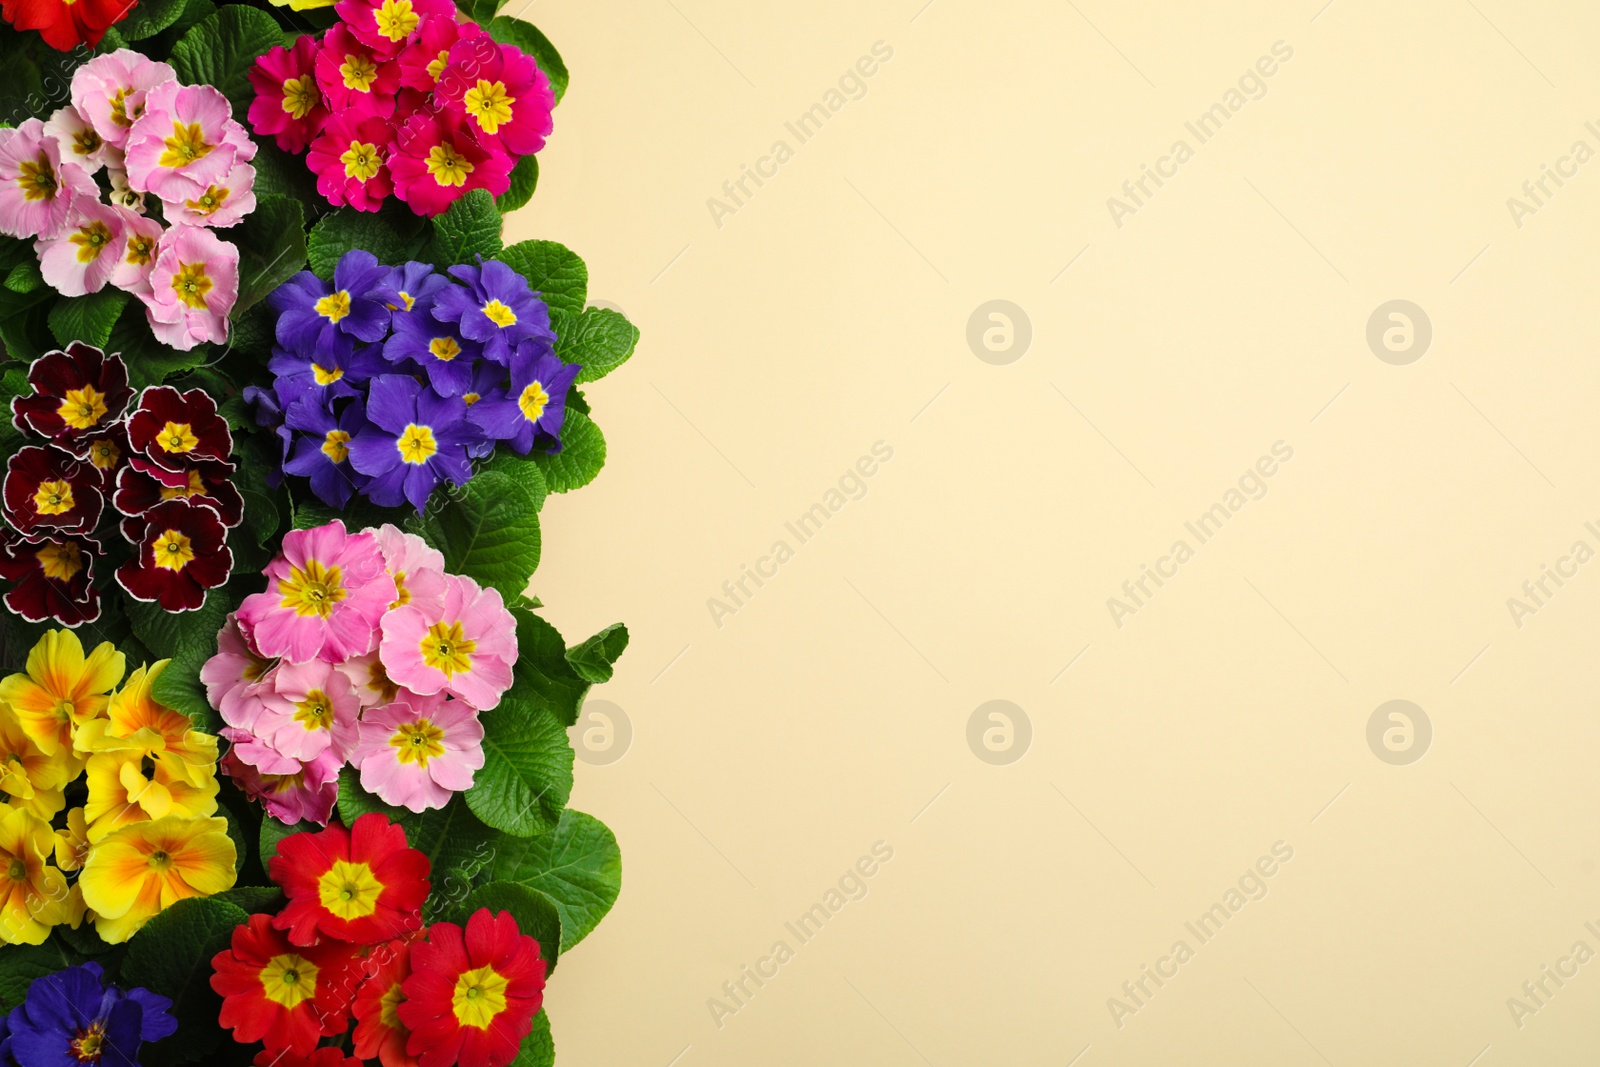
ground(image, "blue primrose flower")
xmin=284 ymin=394 xmax=370 ymax=509
xmin=432 ymin=259 xmax=555 ymax=366
xmin=460 ymin=361 xmax=513 ymax=459
xmin=348 ymin=374 xmax=481 ymax=511
xmin=267 ymin=337 xmax=387 ymax=409
xmin=385 ymin=260 xmax=453 ymax=318
xmin=270 ymin=249 xmax=400 ymax=355
xmin=6 ymin=962 xmax=176 ymax=1067
xmin=382 ymin=311 xmax=484 ymax=397
xmin=475 ymin=346 xmax=581 ymax=455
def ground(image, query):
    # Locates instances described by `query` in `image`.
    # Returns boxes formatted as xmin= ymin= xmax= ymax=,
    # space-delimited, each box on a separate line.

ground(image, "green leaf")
xmin=125 ymin=585 xmax=230 ymax=659
xmin=215 ymin=885 xmax=286 ymax=914
xmin=529 ymin=408 xmax=605 ymax=493
xmin=137 ymin=0 xmax=215 ymax=58
xmin=170 ymin=5 xmax=287 ymax=113
xmin=5 ymin=261 xmax=43 ymax=293
xmin=497 ymin=240 xmax=585 ymax=314
xmin=465 ymin=695 xmax=573 ymax=837
xmin=428 ymin=188 xmax=503 ymax=267
xmin=150 ymin=640 xmax=221 ymax=733
xmin=108 ymin=300 xmax=208 ymax=387
xmin=510 ymin=608 xmax=588 ymax=726
xmin=226 ymin=194 xmax=306 ymax=318
xmin=0 ymin=940 xmax=78 ymax=1012
xmin=557 ymin=306 xmax=639 ymax=384
xmin=251 ymin=139 xmax=319 ymax=203
xmin=258 ymin=815 xmax=299 ymax=868
xmin=118 ymin=0 xmax=192 ymax=41
xmin=308 ymin=203 xmax=431 ymax=277
xmin=487 ymin=17 xmax=568 ymax=105
xmin=406 ymin=469 xmax=541 ymax=600
xmin=448 ymin=881 xmax=562 ymax=972
xmin=513 ymin=1011 xmax=555 ymax=1067
xmin=485 ymin=809 xmax=620 ymax=952
xmin=49 ymin=289 xmax=129 ymax=349
xmin=496 ymin=154 xmax=539 ymax=213
xmin=121 ymin=896 xmax=251 ymax=1067
xmin=565 ymin=622 xmax=628 ymax=684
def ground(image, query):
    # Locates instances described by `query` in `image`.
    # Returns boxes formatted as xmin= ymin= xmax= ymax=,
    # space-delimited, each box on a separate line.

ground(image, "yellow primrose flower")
xmin=0 ymin=805 xmax=71 ymax=945
xmin=78 ymin=814 xmax=236 ymax=944
xmin=54 ymin=807 xmax=89 ymax=871
xmin=84 ymin=749 xmax=218 ymax=842
xmin=76 ymin=661 xmax=219 ymax=789
xmin=0 ymin=703 xmax=72 ymax=819
xmin=267 ymin=0 xmax=335 ymax=10
xmin=0 ymin=630 xmax=124 ymax=757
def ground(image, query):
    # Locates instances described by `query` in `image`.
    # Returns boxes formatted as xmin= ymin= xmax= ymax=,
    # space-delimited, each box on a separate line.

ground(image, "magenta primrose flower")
xmin=378 ymin=572 xmax=516 ymax=710
xmin=237 ymin=520 xmax=397 ymax=665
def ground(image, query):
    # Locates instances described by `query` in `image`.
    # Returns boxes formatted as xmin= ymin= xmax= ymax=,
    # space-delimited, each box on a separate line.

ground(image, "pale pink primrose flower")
xmin=249 ymin=658 xmax=361 ymax=764
xmin=237 ymin=520 xmax=397 ymax=664
xmin=163 ymin=160 xmax=256 ymax=228
xmin=36 ymin=200 xmax=128 ymax=297
xmin=71 ymin=49 xmax=177 ymax=150
xmin=334 ymin=649 xmax=403 ymax=708
xmin=140 ymin=224 xmax=238 ymax=350
xmin=109 ymin=210 xmax=164 ymax=295
xmin=0 ymin=119 xmax=98 ymax=240
xmin=123 ymin=80 xmax=257 ymax=204
xmin=374 ymin=523 xmax=447 ymax=614
xmin=351 ymin=693 xmax=485 ymax=812
xmin=44 ymin=105 xmax=109 ymax=174
xmin=201 ymin=614 xmax=279 ymax=730
xmin=379 ymin=573 xmax=517 ymax=710
xmin=222 ymin=746 xmax=340 ymax=826
xmin=221 ymin=725 xmax=302 ymax=775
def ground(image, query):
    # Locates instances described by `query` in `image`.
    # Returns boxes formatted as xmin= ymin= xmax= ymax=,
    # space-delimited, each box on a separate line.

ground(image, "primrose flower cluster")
xmin=248 ymin=0 xmax=554 ymax=216
xmin=212 ymin=813 xmax=547 ymax=1067
xmin=1 ymin=345 xmax=239 ymax=626
xmin=253 ymin=249 xmax=579 ymax=511
xmin=0 ymin=50 xmax=256 ymax=349
xmin=0 ymin=961 xmax=176 ymax=1067
xmin=204 ymin=520 xmax=516 ymax=824
xmin=0 ymin=630 xmax=237 ymax=947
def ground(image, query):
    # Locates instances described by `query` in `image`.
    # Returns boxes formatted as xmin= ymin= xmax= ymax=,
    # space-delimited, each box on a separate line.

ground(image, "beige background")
xmin=509 ymin=1 xmax=1600 ymax=1063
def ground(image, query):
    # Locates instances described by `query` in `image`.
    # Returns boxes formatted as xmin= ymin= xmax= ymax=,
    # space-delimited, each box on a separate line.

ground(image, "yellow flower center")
xmin=157 ymin=421 xmax=199 ymax=453
xmin=313 ymin=363 xmax=345 ymax=386
xmin=317 ymin=858 xmax=385 ymax=919
xmin=18 ymin=155 xmax=57 ymax=202
xmin=424 ymin=144 xmax=473 ymax=188
xmin=315 ymin=290 xmax=351 ymax=323
xmin=518 ymin=381 xmax=549 ymax=424
xmin=281 ymin=75 xmax=321 ymax=120
xmin=341 ymin=140 xmax=382 ymax=181
xmin=426 ymin=49 xmax=450 ymax=83
xmin=125 ymin=235 xmax=155 ymax=267
xmin=418 ymin=620 xmax=474 ymax=677
xmin=259 ymin=954 xmax=320 ymax=1009
xmin=378 ymin=981 xmax=405 ymax=1030
xmin=69 ymin=1022 xmax=106 ymax=1062
xmin=341 ymin=54 xmax=379 ymax=92
xmin=481 ymin=300 xmax=516 ymax=328
xmin=35 ymin=541 xmax=83 ymax=581
xmin=152 ymin=530 xmax=195 ymax=572
xmin=450 ymin=965 xmax=509 ymax=1029
xmin=463 ymin=80 xmax=515 ymax=135
xmin=158 ymin=470 xmax=206 ymax=501
xmin=427 ymin=336 xmax=461 ymax=361
xmin=57 ymin=385 xmax=108 ymax=430
xmin=33 ymin=480 xmax=74 ymax=516
xmin=173 ymin=261 xmax=213 ymax=309
xmin=374 ymin=0 xmax=419 ymax=41
xmin=69 ymin=220 xmax=113 ymax=263
xmin=396 ymin=290 xmax=416 ymax=311
xmin=391 ymin=571 xmax=410 ymax=608
xmin=396 ymin=424 xmax=437 ymax=465
xmin=87 ymin=438 xmax=120 ymax=469
xmin=293 ymin=689 xmax=335 ymax=732
xmin=109 ymin=87 xmax=141 ymax=127
xmin=462 ymin=392 xmax=480 ymax=406
xmin=72 ymin=127 xmax=102 ymax=157
xmin=322 ymin=429 xmax=351 ymax=463
xmin=390 ymin=718 xmax=446 ymax=766
xmin=184 ymin=185 xmax=230 ymax=217
xmin=279 ymin=559 xmax=347 ymax=618
xmin=158 ymin=121 xmax=213 ymax=168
